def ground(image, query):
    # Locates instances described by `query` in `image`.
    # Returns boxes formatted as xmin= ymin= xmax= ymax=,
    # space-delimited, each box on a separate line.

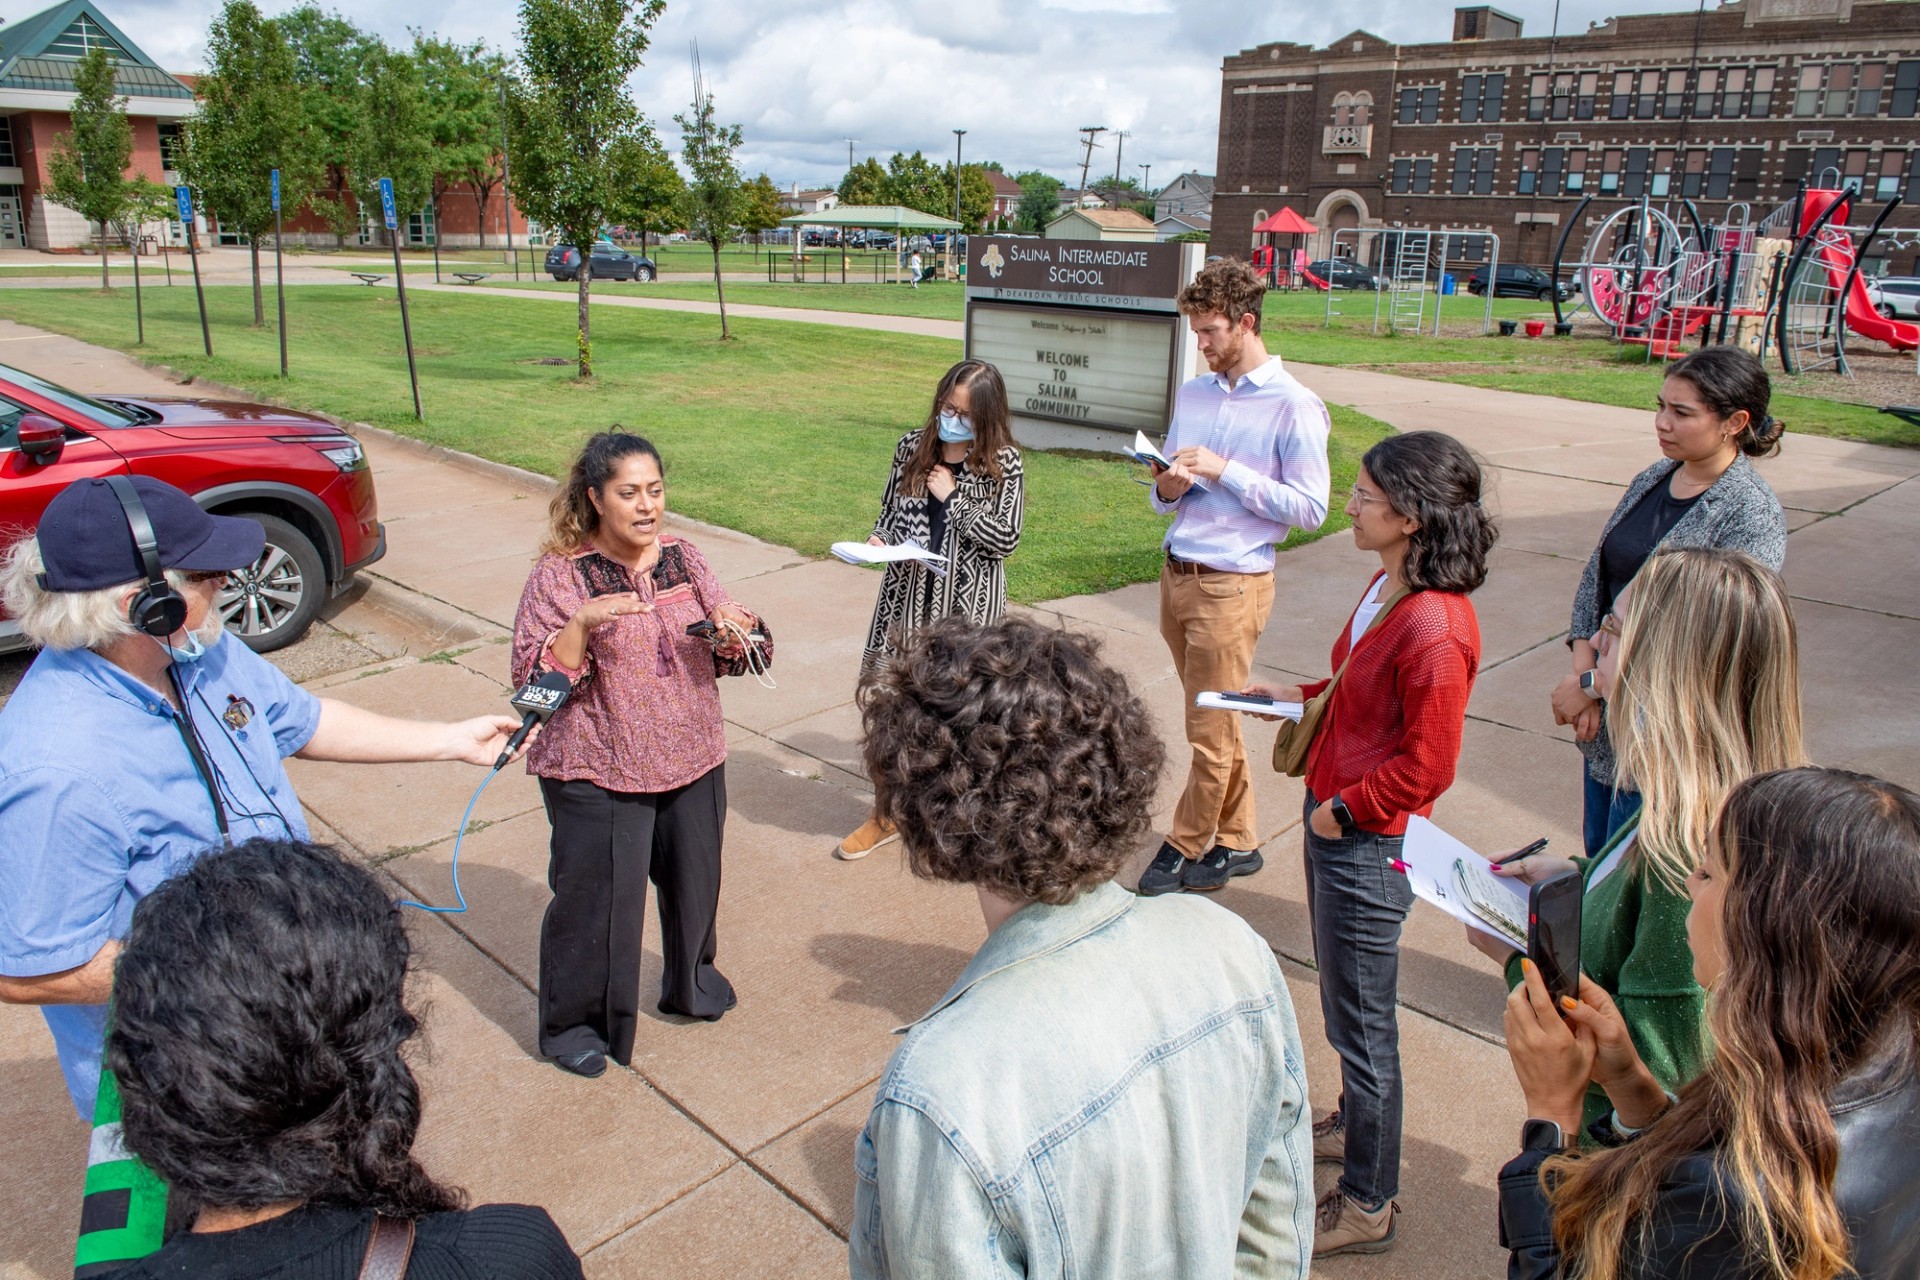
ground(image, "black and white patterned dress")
xmin=859 ymin=431 xmax=1025 ymax=685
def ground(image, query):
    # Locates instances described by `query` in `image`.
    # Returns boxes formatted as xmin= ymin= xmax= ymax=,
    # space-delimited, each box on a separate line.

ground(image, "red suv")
xmin=0 ymin=362 xmax=384 ymax=653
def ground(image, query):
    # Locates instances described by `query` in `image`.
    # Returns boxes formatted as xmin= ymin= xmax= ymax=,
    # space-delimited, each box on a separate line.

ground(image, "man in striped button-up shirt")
xmin=1138 ymin=258 xmax=1331 ymax=897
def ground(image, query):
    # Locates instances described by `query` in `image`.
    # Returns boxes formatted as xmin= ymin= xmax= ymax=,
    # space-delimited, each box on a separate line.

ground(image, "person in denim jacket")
xmin=850 ymin=616 xmax=1313 ymax=1279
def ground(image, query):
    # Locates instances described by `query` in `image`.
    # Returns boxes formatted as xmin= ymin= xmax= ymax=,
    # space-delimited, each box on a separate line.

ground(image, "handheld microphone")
xmin=496 ymin=670 xmax=572 ymax=768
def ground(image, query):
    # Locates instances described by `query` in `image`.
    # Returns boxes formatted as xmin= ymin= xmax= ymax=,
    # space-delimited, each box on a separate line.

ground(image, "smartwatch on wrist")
xmin=1328 ymin=795 xmax=1355 ymax=831
xmin=1578 ymin=670 xmax=1604 ymax=701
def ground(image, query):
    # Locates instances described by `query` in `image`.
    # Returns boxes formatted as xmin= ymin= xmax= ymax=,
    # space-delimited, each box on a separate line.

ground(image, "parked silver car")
xmin=1866 ymin=276 xmax=1920 ymax=320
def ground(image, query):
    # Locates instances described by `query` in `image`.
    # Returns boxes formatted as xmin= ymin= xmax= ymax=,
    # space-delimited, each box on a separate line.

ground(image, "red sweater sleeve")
xmin=1339 ymin=633 xmax=1474 ymax=828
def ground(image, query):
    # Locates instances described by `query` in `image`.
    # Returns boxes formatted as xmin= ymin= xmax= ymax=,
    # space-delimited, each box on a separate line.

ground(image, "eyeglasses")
xmin=1597 ymin=612 xmax=1622 ymax=639
xmin=182 ymin=570 xmax=230 ymax=585
xmin=1348 ymin=486 xmax=1390 ymax=506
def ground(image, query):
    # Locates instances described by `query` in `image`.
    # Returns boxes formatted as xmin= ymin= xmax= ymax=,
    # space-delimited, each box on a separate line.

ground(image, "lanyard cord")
xmin=167 ymin=667 xmax=230 ymax=845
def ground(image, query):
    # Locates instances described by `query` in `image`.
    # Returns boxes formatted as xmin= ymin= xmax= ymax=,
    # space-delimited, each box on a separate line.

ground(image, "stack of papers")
xmin=1122 ymin=431 xmax=1209 ymax=492
xmin=1397 ymin=816 xmax=1531 ymax=947
xmin=1195 ymin=691 xmax=1304 ymax=720
xmin=830 ymin=540 xmax=948 ymax=577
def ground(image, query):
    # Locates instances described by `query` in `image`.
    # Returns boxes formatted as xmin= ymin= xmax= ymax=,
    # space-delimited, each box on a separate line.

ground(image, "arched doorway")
xmin=1313 ymin=190 xmax=1372 ymax=261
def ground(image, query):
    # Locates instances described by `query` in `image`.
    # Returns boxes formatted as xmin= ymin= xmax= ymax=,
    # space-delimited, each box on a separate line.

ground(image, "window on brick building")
xmin=46 ymin=15 xmax=130 ymax=60
xmin=1858 ymin=63 xmax=1886 ymax=115
xmin=1652 ymin=149 xmax=1675 ymax=197
xmin=1876 ymin=151 xmax=1905 ymax=201
xmin=1391 ymin=158 xmax=1411 ymax=193
xmin=1517 ymin=148 xmax=1538 ymax=194
xmin=1681 ymin=150 xmax=1704 ymax=199
xmin=1638 ymin=70 xmax=1660 ymax=119
xmin=1399 ymin=86 xmax=1440 ymax=124
xmin=1600 ymin=149 xmax=1623 ymax=194
xmin=1735 ymin=149 xmax=1763 ymax=200
xmin=157 ymin=123 xmax=184 ymax=171
xmin=1845 ymin=148 xmax=1871 ymax=192
xmin=1827 ymin=64 xmax=1855 ymax=116
xmin=1566 ymin=150 xmax=1588 ymax=194
xmin=1751 ymin=66 xmax=1777 ymax=117
xmin=1577 ymin=72 xmax=1598 ymax=119
xmin=1707 ymin=149 xmax=1739 ymax=200
xmin=1893 ymin=62 xmax=1920 ymax=117
xmin=1610 ymin=71 xmax=1631 ymax=118
xmin=0 ymin=118 xmax=13 ymax=169
xmin=1412 ymin=157 xmax=1433 ymax=193
xmin=1662 ymin=69 xmax=1688 ymax=118
xmin=1334 ymin=92 xmax=1355 ymax=127
xmin=1906 ymin=152 xmax=1920 ymax=204
xmin=1540 ymin=147 xmax=1565 ymax=196
xmin=1796 ymin=64 xmax=1824 ymax=116
xmin=1811 ymin=146 xmax=1842 ymax=186
xmin=1452 ymin=148 xmax=1496 ymax=195
xmin=1354 ymin=92 xmax=1372 ymax=127
xmin=1461 ymin=73 xmax=1505 ymax=123
xmin=1623 ymin=148 xmax=1649 ymax=198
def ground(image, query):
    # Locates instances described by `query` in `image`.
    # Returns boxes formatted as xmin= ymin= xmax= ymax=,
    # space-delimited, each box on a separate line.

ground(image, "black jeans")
xmin=537 ymin=765 xmax=733 ymax=1063
xmin=1303 ymin=788 xmax=1414 ymax=1209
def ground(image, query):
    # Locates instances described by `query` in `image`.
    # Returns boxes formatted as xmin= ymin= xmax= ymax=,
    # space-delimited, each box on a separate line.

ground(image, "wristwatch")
xmin=1328 ymin=795 xmax=1355 ymax=831
xmin=1578 ymin=670 xmax=1604 ymax=702
xmin=1520 ymin=1118 xmax=1565 ymax=1153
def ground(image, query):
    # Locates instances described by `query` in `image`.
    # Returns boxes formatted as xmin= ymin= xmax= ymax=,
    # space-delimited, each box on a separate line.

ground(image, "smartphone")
xmin=1212 ymin=691 xmax=1276 ymax=707
xmin=685 ymin=620 xmax=718 ymax=640
xmin=1528 ymin=871 xmax=1583 ymax=1006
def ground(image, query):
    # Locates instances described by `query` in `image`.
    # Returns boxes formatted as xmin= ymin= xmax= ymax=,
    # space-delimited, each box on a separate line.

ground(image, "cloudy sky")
xmin=9 ymin=0 xmax=1707 ymax=188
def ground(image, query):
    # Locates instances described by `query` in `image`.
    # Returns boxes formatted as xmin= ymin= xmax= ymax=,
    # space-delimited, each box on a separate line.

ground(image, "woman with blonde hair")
xmin=1499 ymin=767 xmax=1920 ymax=1280
xmin=1471 ymin=546 xmax=1805 ymax=1130
xmin=836 ymin=358 xmax=1025 ymax=860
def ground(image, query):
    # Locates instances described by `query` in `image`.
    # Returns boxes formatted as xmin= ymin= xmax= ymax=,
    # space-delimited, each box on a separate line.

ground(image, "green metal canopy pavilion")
xmin=777 ymin=205 xmax=961 ymax=232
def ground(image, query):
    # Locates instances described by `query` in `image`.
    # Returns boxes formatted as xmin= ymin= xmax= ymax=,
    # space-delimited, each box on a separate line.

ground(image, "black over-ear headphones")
xmin=107 ymin=476 xmax=189 ymax=638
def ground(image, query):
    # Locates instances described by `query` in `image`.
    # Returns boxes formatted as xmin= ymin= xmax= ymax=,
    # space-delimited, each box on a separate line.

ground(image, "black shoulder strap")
xmin=167 ymin=668 xmax=228 ymax=844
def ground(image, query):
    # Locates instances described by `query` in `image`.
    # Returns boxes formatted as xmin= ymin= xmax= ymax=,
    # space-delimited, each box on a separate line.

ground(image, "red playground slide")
xmin=1799 ymin=189 xmax=1920 ymax=352
xmin=1292 ymin=249 xmax=1330 ymax=291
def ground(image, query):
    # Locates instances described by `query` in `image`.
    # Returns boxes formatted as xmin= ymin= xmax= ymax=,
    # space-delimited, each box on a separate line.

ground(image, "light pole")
xmin=951 ymin=128 xmax=966 ymax=276
xmin=1140 ymin=162 xmax=1153 ymax=224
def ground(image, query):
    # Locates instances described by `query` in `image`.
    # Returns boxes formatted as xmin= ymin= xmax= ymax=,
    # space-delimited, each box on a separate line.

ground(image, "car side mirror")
xmin=17 ymin=414 xmax=66 ymax=466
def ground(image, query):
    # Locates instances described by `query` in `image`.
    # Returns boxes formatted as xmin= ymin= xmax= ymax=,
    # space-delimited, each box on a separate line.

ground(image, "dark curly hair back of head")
xmin=105 ymin=838 xmax=462 ymax=1218
xmin=1362 ymin=430 xmax=1499 ymax=594
xmin=861 ymin=616 xmax=1165 ymax=905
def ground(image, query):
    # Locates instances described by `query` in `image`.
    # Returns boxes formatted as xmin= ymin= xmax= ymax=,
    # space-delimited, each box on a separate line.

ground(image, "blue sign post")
xmin=377 ymin=177 xmax=423 ymax=421
xmin=271 ymin=169 xmax=287 ymax=376
xmin=175 ymin=186 xmax=211 ymax=357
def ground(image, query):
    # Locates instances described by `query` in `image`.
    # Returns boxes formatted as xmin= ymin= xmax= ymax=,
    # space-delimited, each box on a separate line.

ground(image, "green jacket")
xmin=1505 ymin=817 xmax=1710 ymax=1136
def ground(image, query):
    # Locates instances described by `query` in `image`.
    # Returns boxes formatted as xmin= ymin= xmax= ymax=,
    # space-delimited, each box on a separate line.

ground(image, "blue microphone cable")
xmin=397 ymin=763 xmax=504 ymax=914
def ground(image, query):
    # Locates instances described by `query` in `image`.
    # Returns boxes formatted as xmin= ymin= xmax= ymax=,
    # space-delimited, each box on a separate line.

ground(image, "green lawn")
xmin=0 ymin=284 xmax=1389 ymax=601
xmin=0 ymin=263 xmax=134 ymax=277
xmin=480 ymin=276 xmax=965 ymax=321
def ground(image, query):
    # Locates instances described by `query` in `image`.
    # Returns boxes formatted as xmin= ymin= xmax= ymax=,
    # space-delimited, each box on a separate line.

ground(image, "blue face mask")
xmin=160 ymin=629 xmax=207 ymax=664
xmin=938 ymin=411 xmax=974 ymax=443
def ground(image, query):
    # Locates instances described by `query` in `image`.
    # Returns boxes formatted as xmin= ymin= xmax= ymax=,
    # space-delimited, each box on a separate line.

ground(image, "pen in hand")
xmin=1492 ymin=837 xmax=1550 ymax=867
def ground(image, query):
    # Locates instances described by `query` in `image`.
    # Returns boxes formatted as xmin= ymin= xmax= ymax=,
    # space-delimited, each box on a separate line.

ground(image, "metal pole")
xmin=431 ymin=198 xmax=442 ymax=284
xmin=161 ymin=233 xmax=172 ymax=285
xmin=952 ymin=128 xmax=966 ymax=278
xmin=391 ymin=232 xmax=423 ymax=420
xmin=187 ymin=221 xmax=212 ymax=357
xmin=131 ymin=224 xmax=143 ymax=344
xmin=498 ymin=78 xmax=518 ymax=281
xmin=274 ymin=203 xmax=287 ymax=376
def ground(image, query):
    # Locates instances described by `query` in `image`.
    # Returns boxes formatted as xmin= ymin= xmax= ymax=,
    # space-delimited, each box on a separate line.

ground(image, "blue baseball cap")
xmin=36 ymin=476 xmax=266 ymax=592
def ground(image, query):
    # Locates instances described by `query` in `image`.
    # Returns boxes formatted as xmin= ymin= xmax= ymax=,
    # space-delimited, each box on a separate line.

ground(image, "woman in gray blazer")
xmin=1551 ymin=346 xmax=1787 ymax=854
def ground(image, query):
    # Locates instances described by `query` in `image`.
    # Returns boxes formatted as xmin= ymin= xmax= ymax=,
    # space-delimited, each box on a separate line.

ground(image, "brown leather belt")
xmin=1166 ymin=552 xmax=1233 ymax=576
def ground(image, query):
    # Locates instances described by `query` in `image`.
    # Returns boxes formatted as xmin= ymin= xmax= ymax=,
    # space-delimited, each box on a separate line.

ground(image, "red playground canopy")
xmin=1253 ymin=208 xmax=1316 ymax=235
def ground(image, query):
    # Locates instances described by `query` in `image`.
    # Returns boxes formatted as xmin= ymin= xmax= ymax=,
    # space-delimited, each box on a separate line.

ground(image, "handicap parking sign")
xmin=173 ymin=185 xmax=192 ymax=224
xmin=271 ymin=168 xmax=280 ymax=213
xmin=377 ymin=177 xmax=397 ymax=231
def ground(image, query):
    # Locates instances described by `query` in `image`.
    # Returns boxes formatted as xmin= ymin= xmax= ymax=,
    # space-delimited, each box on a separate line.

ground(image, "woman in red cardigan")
xmin=1248 ymin=430 xmax=1496 ymax=1258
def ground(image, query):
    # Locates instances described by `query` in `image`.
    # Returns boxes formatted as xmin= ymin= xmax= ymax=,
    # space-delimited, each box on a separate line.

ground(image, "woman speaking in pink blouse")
xmin=511 ymin=431 xmax=771 ymax=1079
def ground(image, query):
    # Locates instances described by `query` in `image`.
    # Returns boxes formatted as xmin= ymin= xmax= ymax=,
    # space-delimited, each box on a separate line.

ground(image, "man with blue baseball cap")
xmin=0 ymin=476 xmax=524 ymax=1117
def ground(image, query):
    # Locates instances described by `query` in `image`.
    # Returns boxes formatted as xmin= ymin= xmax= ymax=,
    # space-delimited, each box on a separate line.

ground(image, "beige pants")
xmin=1159 ymin=562 xmax=1276 ymax=858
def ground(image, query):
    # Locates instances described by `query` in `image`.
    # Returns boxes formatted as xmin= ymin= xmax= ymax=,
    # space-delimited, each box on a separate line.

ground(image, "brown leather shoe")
xmin=1313 ymin=1188 xmax=1398 ymax=1257
xmin=1312 ymin=1111 xmax=1345 ymax=1162
xmin=835 ymin=813 xmax=898 ymax=861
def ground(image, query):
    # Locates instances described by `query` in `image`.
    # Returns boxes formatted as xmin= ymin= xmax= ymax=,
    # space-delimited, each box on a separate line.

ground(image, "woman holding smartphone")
xmin=836 ymin=359 xmax=1025 ymax=861
xmin=511 ymin=431 xmax=770 ymax=1079
xmin=1245 ymin=429 xmax=1495 ymax=1257
xmin=1471 ymin=547 xmax=1805 ymax=1135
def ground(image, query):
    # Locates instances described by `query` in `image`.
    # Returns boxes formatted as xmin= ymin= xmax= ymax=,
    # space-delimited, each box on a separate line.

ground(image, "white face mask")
xmin=159 ymin=629 xmax=207 ymax=664
xmin=938 ymin=411 xmax=974 ymax=443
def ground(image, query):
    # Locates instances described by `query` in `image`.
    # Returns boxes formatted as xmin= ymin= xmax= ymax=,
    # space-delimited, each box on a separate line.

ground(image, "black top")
xmin=107 ymin=1203 xmax=583 ymax=1280
xmin=1595 ymin=476 xmax=1705 ymax=619
xmin=925 ymin=456 xmax=968 ymax=556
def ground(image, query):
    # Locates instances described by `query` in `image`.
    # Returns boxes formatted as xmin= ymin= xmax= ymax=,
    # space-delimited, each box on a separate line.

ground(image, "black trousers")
xmin=536 ymin=765 xmax=733 ymax=1063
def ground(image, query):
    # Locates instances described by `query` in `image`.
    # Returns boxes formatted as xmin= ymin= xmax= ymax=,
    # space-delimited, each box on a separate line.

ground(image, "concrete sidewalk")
xmin=0 ymin=321 xmax=1914 ymax=1280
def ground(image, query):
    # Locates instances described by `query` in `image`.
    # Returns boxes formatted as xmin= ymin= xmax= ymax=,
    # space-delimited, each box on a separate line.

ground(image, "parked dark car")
xmin=0 ymin=362 xmax=384 ymax=654
xmin=1305 ymin=258 xmax=1381 ymax=290
xmin=865 ymin=232 xmax=897 ymax=249
xmin=544 ymin=242 xmax=656 ymax=283
xmin=1467 ymin=263 xmax=1573 ymax=301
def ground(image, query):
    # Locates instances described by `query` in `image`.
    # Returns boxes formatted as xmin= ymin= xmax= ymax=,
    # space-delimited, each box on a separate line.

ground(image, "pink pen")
xmin=1390 ymin=859 xmax=1410 ymax=875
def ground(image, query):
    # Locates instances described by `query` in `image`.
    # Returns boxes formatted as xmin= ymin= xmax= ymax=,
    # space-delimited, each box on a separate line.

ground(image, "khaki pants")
xmin=1159 ymin=562 xmax=1276 ymax=858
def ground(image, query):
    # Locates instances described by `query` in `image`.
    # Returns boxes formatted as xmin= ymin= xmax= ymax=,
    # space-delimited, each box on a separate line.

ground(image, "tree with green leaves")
xmin=276 ymin=8 xmax=378 ymax=247
xmin=506 ymin=0 xmax=664 ymax=378
xmin=675 ymin=66 xmax=744 ymax=340
xmin=882 ymin=150 xmax=946 ymax=215
xmin=837 ymin=156 xmax=886 ymax=205
xmin=1012 ymin=171 xmax=1062 ymax=234
xmin=355 ymin=47 xmax=432 ymax=248
xmin=414 ymin=35 xmax=502 ymax=250
xmin=605 ymin=126 xmax=683 ymax=256
xmin=941 ymin=163 xmax=994 ymax=233
xmin=738 ymin=173 xmax=784 ymax=260
xmin=181 ymin=0 xmax=321 ymax=326
xmin=44 ymin=46 xmax=132 ymax=291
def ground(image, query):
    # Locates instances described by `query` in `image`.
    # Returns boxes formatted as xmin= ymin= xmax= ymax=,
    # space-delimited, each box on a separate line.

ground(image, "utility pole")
xmin=846 ymin=137 xmax=858 ymax=171
xmin=1077 ymin=125 xmax=1106 ymax=201
xmin=1111 ymin=130 xmax=1129 ymax=185
xmin=1140 ymin=162 xmax=1153 ymax=197
xmin=951 ymin=128 xmax=966 ymax=276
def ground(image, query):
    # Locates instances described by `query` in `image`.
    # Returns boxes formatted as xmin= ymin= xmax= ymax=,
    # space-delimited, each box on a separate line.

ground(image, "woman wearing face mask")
xmin=836 ymin=359 xmax=1025 ymax=861
xmin=1497 ymin=767 xmax=1920 ymax=1280
xmin=1552 ymin=346 xmax=1786 ymax=857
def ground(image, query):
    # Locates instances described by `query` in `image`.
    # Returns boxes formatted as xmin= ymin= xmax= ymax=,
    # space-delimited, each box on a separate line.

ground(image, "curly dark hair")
xmin=860 ymin=616 xmax=1165 ymax=905
xmin=1361 ymin=431 xmax=1498 ymax=593
xmin=1177 ymin=257 xmax=1266 ymax=333
xmin=105 ymin=839 xmax=463 ymax=1218
xmin=1666 ymin=346 xmax=1784 ymax=459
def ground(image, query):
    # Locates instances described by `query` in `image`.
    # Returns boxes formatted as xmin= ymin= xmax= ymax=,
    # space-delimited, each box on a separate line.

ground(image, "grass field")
xmin=0 ymin=285 xmax=1390 ymax=601
xmin=479 ymin=276 xmax=967 ymax=321
xmin=0 ymin=263 xmax=135 ymax=277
